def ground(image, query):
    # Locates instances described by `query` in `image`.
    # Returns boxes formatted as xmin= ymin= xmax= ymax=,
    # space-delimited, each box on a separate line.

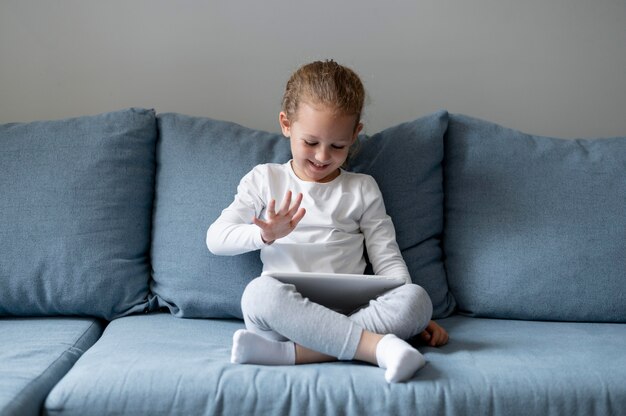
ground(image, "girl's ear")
xmin=352 ymin=122 xmax=364 ymax=142
xmin=279 ymin=112 xmax=291 ymax=137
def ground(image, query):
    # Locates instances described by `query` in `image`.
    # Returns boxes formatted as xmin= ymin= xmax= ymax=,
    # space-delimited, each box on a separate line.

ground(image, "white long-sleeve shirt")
xmin=206 ymin=161 xmax=411 ymax=284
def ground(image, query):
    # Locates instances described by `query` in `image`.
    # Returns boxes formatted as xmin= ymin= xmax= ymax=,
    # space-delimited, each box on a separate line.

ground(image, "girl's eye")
xmin=302 ymin=140 xmax=345 ymax=149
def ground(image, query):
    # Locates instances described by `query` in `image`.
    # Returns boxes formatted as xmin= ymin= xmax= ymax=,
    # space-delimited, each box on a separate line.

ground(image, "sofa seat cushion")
xmin=45 ymin=314 xmax=625 ymax=415
xmin=0 ymin=317 xmax=104 ymax=416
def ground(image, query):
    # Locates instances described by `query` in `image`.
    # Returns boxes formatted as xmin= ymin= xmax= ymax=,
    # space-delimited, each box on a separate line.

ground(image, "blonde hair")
xmin=281 ymin=60 xmax=365 ymax=130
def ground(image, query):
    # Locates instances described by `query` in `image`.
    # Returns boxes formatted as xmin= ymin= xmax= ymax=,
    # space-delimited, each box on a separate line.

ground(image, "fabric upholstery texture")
xmin=0 ymin=108 xmax=156 ymax=319
xmin=151 ymin=112 xmax=454 ymax=319
xmin=0 ymin=317 xmax=104 ymax=416
xmin=443 ymin=114 xmax=626 ymax=322
xmin=2 ymin=108 xmax=624 ymax=415
xmin=151 ymin=113 xmax=292 ymax=318
xmin=351 ymin=110 xmax=454 ymax=318
xmin=45 ymin=313 xmax=626 ymax=416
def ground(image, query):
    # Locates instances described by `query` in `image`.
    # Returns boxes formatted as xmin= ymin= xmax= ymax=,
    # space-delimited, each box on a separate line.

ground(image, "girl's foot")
xmin=375 ymin=334 xmax=426 ymax=382
xmin=231 ymin=329 xmax=295 ymax=365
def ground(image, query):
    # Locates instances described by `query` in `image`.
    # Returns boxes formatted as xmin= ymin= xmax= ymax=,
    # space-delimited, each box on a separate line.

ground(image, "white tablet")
xmin=261 ymin=271 xmax=406 ymax=314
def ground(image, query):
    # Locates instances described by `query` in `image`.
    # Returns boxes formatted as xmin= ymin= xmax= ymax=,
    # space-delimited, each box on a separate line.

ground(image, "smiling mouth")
xmin=309 ymin=161 xmax=328 ymax=169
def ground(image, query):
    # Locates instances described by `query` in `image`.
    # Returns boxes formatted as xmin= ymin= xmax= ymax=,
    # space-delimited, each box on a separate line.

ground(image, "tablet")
xmin=261 ymin=271 xmax=406 ymax=314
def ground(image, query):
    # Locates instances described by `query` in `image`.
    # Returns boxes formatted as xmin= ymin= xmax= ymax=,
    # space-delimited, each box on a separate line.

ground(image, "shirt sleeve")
xmin=359 ymin=176 xmax=412 ymax=284
xmin=206 ymin=166 xmax=267 ymax=255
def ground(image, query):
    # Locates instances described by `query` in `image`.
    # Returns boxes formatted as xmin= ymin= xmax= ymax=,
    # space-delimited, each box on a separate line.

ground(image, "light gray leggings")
xmin=240 ymin=275 xmax=433 ymax=360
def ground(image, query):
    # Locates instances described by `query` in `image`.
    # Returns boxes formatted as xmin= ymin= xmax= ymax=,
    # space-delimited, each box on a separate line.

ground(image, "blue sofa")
xmin=1 ymin=108 xmax=624 ymax=415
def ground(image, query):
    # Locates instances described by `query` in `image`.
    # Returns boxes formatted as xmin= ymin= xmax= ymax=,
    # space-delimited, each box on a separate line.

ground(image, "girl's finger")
xmin=290 ymin=207 xmax=306 ymax=227
xmin=267 ymin=199 xmax=276 ymax=217
xmin=252 ymin=216 xmax=268 ymax=229
xmin=288 ymin=192 xmax=304 ymax=216
xmin=278 ymin=191 xmax=292 ymax=215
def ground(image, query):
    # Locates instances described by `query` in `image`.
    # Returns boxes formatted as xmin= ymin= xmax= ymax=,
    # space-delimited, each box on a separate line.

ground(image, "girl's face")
xmin=279 ymin=102 xmax=362 ymax=183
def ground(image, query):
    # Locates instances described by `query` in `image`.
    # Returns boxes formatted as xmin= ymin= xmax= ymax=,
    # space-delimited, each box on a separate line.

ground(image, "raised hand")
xmin=253 ymin=190 xmax=306 ymax=245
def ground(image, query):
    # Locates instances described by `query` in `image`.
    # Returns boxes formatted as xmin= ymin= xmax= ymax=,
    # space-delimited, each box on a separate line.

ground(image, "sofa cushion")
xmin=0 ymin=317 xmax=104 ymax=416
xmin=443 ymin=114 xmax=626 ymax=322
xmin=151 ymin=112 xmax=454 ymax=319
xmin=0 ymin=108 xmax=156 ymax=319
xmin=351 ymin=110 xmax=454 ymax=318
xmin=45 ymin=314 xmax=626 ymax=415
xmin=151 ymin=113 xmax=292 ymax=318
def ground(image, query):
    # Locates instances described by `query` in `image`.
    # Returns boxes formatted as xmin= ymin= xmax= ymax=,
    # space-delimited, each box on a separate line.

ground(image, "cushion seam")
xmin=3 ymin=319 xmax=102 ymax=414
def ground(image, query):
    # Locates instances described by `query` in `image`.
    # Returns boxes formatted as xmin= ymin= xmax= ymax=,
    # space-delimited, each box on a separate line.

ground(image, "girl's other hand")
xmin=253 ymin=190 xmax=306 ymax=244
xmin=419 ymin=320 xmax=449 ymax=347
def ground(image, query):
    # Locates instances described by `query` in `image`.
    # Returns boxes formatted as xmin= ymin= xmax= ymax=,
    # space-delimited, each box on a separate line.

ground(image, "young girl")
xmin=207 ymin=60 xmax=448 ymax=383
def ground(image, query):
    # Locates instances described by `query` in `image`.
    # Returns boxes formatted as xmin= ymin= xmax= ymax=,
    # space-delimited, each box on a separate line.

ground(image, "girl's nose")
xmin=316 ymin=147 xmax=331 ymax=163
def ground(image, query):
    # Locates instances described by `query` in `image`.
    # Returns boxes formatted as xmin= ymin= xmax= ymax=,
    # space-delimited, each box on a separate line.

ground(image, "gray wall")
xmin=1 ymin=0 xmax=625 ymax=138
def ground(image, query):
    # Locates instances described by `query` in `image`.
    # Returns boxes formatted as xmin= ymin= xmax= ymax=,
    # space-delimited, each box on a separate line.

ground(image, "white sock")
xmin=375 ymin=334 xmax=426 ymax=383
xmin=231 ymin=329 xmax=296 ymax=366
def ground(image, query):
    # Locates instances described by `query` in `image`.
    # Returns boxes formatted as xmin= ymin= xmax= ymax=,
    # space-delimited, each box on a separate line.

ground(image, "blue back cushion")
xmin=152 ymin=111 xmax=454 ymax=319
xmin=443 ymin=114 xmax=626 ymax=322
xmin=151 ymin=113 xmax=291 ymax=318
xmin=0 ymin=109 xmax=156 ymax=319
xmin=351 ymin=110 xmax=455 ymax=318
